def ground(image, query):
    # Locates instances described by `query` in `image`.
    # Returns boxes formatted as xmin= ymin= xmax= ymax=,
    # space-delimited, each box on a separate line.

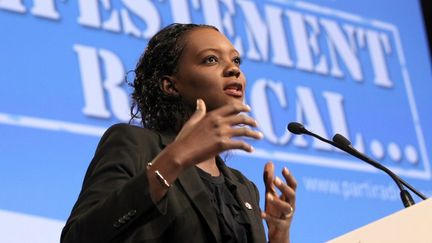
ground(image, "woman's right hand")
xmin=147 ymin=98 xmax=262 ymax=202
xmin=171 ymin=98 xmax=263 ymax=168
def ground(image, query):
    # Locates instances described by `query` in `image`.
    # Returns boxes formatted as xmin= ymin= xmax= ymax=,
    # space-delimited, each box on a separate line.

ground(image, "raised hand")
xmin=147 ymin=99 xmax=263 ymax=201
xmin=172 ymin=98 xmax=263 ymax=168
xmin=262 ymin=162 xmax=297 ymax=243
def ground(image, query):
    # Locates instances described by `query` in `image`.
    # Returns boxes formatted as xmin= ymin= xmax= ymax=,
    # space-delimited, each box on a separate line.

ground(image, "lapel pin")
xmin=244 ymin=202 xmax=252 ymax=210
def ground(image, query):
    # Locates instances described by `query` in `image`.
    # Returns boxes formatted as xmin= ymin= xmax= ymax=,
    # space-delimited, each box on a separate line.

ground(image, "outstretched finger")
xmin=186 ymin=99 xmax=206 ymax=125
xmin=263 ymin=162 xmax=276 ymax=195
xmin=273 ymin=177 xmax=296 ymax=207
xmin=282 ymin=167 xmax=297 ymax=191
xmin=219 ymin=139 xmax=255 ymax=153
xmin=225 ymin=114 xmax=258 ymax=128
xmin=212 ymin=103 xmax=251 ymax=117
xmin=228 ymin=126 xmax=264 ymax=140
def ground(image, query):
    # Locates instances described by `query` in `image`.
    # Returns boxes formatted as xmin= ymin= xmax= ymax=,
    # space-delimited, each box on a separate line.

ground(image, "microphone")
xmin=287 ymin=122 xmax=426 ymax=207
xmin=332 ymin=133 xmax=426 ymax=202
xmin=287 ymin=122 xmax=344 ymax=150
xmin=287 ymin=122 xmax=307 ymax=135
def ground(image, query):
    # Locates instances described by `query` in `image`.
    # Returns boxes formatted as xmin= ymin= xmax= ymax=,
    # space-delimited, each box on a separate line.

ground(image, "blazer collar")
xmin=158 ymin=130 xmax=176 ymax=147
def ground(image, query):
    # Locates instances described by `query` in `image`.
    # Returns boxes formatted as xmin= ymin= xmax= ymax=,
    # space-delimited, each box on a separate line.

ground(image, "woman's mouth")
xmin=223 ymin=83 xmax=243 ymax=97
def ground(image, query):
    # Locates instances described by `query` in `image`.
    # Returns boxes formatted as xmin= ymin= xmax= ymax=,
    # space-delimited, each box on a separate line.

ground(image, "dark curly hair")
xmin=130 ymin=23 xmax=218 ymax=132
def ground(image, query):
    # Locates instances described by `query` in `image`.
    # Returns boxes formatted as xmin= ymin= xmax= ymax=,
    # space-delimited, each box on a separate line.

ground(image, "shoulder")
xmin=103 ymin=123 xmax=158 ymax=139
xmin=89 ymin=123 xmax=165 ymax=164
xmin=98 ymin=123 xmax=161 ymax=148
xmin=82 ymin=124 xmax=163 ymax=187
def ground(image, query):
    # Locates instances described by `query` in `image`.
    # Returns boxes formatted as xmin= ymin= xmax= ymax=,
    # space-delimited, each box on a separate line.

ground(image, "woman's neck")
xmin=196 ymin=157 xmax=220 ymax=177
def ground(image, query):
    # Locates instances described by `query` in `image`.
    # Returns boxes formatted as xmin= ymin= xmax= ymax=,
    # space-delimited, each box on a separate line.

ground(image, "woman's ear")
xmin=161 ymin=76 xmax=179 ymax=96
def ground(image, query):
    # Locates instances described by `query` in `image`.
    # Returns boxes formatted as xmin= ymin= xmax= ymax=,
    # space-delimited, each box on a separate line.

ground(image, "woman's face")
xmin=171 ymin=28 xmax=246 ymax=111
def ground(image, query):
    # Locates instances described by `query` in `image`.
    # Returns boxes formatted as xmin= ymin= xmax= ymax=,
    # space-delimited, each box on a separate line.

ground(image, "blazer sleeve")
xmin=61 ymin=124 xmax=166 ymax=243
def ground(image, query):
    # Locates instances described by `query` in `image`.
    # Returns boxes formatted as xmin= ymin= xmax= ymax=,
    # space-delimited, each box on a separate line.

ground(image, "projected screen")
xmin=1 ymin=0 xmax=431 ymax=242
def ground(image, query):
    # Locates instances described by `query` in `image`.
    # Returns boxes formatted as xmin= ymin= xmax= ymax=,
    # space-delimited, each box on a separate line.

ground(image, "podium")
xmin=328 ymin=198 xmax=432 ymax=242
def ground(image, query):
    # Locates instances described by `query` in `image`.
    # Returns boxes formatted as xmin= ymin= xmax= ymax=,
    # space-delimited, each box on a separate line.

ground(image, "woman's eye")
xmin=204 ymin=56 xmax=218 ymax=64
xmin=233 ymin=56 xmax=242 ymax=65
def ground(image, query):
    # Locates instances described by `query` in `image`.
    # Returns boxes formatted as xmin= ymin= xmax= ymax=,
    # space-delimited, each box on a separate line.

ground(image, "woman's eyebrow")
xmin=196 ymin=48 xmax=221 ymax=55
xmin=196 ymin=47 xmax=240 ymax=56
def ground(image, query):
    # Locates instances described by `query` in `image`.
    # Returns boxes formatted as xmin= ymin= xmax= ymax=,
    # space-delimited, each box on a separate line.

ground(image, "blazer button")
xmin=128 ymin=210 xmax=137 ymax=217
xmin=113 ymin=222 xmax=121 ymax=228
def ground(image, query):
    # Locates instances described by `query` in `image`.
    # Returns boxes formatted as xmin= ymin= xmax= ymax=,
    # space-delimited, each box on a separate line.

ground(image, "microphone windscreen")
xmin=332 ymin=133 xmax=351 ymax=146
xmin=287 ymin=122 xmax=306 ymax=135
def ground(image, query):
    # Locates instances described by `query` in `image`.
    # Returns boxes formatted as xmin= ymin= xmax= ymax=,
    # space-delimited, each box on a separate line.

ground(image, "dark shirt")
xmin=197 ymin=166 xmax=251 ymax=243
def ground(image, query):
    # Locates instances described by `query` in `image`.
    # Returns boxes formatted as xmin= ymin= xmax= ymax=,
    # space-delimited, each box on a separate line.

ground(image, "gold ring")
xmin=280 ymin=205 xmax=294 ymax=219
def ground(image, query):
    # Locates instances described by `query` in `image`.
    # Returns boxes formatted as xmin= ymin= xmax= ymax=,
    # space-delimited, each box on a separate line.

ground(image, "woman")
xmin=61 ymin=23 xmax=297 ymax=243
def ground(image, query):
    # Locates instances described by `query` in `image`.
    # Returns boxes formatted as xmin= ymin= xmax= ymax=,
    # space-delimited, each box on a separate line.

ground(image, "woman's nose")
xmin=225 ymin=65 xmax=241 ymax=78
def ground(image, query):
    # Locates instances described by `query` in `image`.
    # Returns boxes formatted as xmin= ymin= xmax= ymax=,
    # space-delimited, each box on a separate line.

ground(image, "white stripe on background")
xmin=0 ymin=210 xmax=64 ymax=243
xmin=0 ymin=112 xmax=106 ymax=136
xmin=1 ymin=112 xmax=430 ymax=179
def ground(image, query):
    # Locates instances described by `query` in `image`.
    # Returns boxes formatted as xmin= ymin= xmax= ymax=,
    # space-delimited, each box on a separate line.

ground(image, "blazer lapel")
xmin=219 ymin=159 xmax=266 ymax=243
xmin=158 ymin=132 xmax=222 ymax=242
xmin=157 ymin=132 xmax=264 ymax=242
xmin=177 ymin=168 xmax=222 ymax=242
xmin=231 ymin=181 xmax=265 ymax=242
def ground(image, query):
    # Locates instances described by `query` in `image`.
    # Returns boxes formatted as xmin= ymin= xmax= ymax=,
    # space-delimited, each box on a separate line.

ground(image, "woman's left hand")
xmin=262 ymin=162 xmax=297 ymax=243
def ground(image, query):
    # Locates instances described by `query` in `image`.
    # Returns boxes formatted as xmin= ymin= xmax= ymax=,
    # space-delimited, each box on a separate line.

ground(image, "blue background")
xmin=1 ymin=0 xmax=431 ymax=242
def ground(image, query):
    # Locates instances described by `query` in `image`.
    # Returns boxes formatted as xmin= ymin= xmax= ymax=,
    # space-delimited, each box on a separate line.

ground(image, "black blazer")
xmin=61 ymin=124 xmax=266 ymax=243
